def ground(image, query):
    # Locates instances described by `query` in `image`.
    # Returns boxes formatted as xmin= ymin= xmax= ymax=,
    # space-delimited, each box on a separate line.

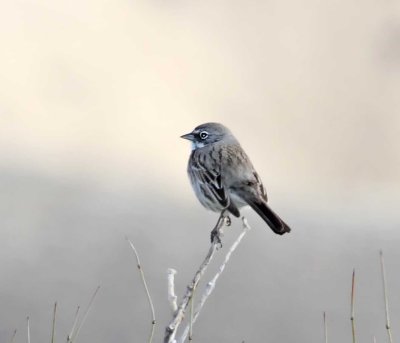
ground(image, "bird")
xmin=181 ymin=122 xmax=291 ymax=240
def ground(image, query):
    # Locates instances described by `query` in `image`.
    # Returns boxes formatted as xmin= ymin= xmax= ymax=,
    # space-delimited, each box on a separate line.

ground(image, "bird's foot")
xmin=210 ymin=211 xmax=229 ymax=248
xmin=210 ymin=227 xmax=222 ymax=248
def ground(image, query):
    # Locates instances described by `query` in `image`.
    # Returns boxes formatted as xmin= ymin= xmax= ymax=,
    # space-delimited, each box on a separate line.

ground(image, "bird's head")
xmin=181 ymin=122 xmax=233 ymax=149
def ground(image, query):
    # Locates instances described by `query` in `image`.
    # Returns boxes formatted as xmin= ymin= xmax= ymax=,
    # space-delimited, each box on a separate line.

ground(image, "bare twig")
xmin=380 ymin=250 xmax=393 ymax=343
xmin=179 ymin=217 xmax=251 ymax=343
xmin=67 ymin=306 xmax=80 ymax=342
xmin=351 ymin=268 xmax=356 ymax=343
xmin=126 ymin=237 xmax=156 ymax=343
xmin=9 ymin=329 xmax=17 ymax=343
xmin=51 ymin=302 xmax=57 ymax=343
xmin=373 ymin=335 xmax=377 ymax=343
xmin=27 ymin=317 xmax=31 ymax=343
xmin=70 ymin=286 xmax=101 ymax=343
xmin=164 ymin=212 xmax=227 ymax=343
xmin=167 ymin=268 xmax=178 ymax=313
xmin=323 ymin=312 xmax=328 ymax=343
xmin=188 ymin=288 xmax=195 ymax=342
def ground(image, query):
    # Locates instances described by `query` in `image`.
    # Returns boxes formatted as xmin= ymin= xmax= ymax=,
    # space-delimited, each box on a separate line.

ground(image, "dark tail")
xmin=248 ymin=200 xmax=291 ymax=235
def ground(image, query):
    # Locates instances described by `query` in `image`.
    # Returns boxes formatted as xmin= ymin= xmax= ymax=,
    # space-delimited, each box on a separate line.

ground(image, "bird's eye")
xmin=199 ymin=131 xmax=209 ymax=140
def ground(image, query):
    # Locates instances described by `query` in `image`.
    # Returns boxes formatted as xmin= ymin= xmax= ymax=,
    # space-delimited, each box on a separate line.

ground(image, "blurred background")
xmin=1 ymin=0 xmax=399 ymax=342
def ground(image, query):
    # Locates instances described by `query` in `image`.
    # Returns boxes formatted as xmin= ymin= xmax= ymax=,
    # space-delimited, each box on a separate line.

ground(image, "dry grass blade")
xmin=70 ymin=286 xmax=101 ymax=343
xmin=323 ymin=312 xmax=328 ymax=343
xmin=126 ymin=237 xmax=156 ymax=343
xmin=379 ymin=250 xmax=393 ymax=343
xmin=51 ymin=302 xmax=57 ymax=343
xmin=9 ymin=329 xmax=17 ymax=343
xmin=351 ymin=269 xmax=356 ymax=343
xmin=67 ymin=306 xmax=80 ymax=343
xmin=27 ymin=317 xmax=31 ymax=343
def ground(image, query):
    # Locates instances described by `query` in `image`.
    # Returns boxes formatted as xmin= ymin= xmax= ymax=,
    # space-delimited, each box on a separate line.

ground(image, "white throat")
xmin=191 ymin=141 xmax=206 ymax=150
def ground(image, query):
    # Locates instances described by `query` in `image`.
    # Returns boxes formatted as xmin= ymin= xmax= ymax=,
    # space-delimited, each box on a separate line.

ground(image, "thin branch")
xmin=167 ymin=268 xmax=178 ymax=313
xmin=51 ymin=302 xmax=57 ymax=343
xmin=188 ymin=288 xmax=195 ymax=342
xmin=373 ymin=335 xmax=377 ymax=343
xmin=27 ymin=317 xmax=31 ymax=343
xmin=179 ymin=217 xmax=251 ymax=343
xmin=164 ymin=212 xmax=227 ymax=343
xmin=323 ymin=312 xmax=328 ymax=343
xmin=351 ymin=268 xmax=356 ymax=343
xmin=126 ymin=237 xmax=156 ymax=343
xmin=67 ymin=306 xmax=80 ymax=343
xmin=70 ymin=286 xmax=101 ymax=343
xmin=380 ymin=250 xmax=393 ymax=343
xmin=9 ymin=329 xmax=17 ymax=343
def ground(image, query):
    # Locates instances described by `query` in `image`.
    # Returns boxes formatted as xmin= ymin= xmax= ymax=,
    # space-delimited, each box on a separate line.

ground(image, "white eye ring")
xmin=199 ymin=131 xmax=209 ymax=140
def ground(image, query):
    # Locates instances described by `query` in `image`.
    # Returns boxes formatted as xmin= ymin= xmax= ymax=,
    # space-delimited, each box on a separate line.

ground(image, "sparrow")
xmin=181 ymin=122 xmax=291 ymax=240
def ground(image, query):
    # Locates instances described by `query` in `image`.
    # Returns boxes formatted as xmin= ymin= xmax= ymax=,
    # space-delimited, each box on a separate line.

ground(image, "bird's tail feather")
xmin=248 ymin=200 xmax=291 ymax=235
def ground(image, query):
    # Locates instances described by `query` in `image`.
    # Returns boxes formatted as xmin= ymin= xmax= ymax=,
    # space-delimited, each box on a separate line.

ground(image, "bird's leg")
xmin=210 ymin=210 xmax=228 ymax=247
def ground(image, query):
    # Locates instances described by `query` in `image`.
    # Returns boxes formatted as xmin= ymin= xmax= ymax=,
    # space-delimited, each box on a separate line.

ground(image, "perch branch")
xmin=179 ymin=217 xmax=251 ymax=343
xmin=126 ymin=237 xmax=156 ymax=343
xmin=164 ymin=212 xmax=227 ymax=343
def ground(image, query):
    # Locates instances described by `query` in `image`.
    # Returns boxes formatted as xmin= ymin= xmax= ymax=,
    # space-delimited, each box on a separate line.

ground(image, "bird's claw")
xmin=210 ymin=228 xmax=223 ymax=248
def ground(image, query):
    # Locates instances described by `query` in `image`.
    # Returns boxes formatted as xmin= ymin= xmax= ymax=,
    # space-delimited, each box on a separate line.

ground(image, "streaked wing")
xmin=188 ymin=149 xmax=241 ymax=217
xmin=224 ymin=145 xmax=268 ymax=203
xmin=189 ymin=152 xmax=229 ymax=208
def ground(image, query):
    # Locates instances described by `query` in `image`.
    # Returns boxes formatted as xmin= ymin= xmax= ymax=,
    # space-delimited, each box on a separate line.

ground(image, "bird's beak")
xmin=180 ymin=132 xmax=195 ymax=141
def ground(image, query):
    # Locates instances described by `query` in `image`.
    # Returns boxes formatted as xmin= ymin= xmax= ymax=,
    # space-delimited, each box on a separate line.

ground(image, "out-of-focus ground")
xmin=0 ymin=0 xmax=399 ymax=342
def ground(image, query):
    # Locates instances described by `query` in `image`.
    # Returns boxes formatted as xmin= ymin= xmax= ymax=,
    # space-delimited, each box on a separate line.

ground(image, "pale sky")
xmin=1 ymin=0 xmax=399 ymax=194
